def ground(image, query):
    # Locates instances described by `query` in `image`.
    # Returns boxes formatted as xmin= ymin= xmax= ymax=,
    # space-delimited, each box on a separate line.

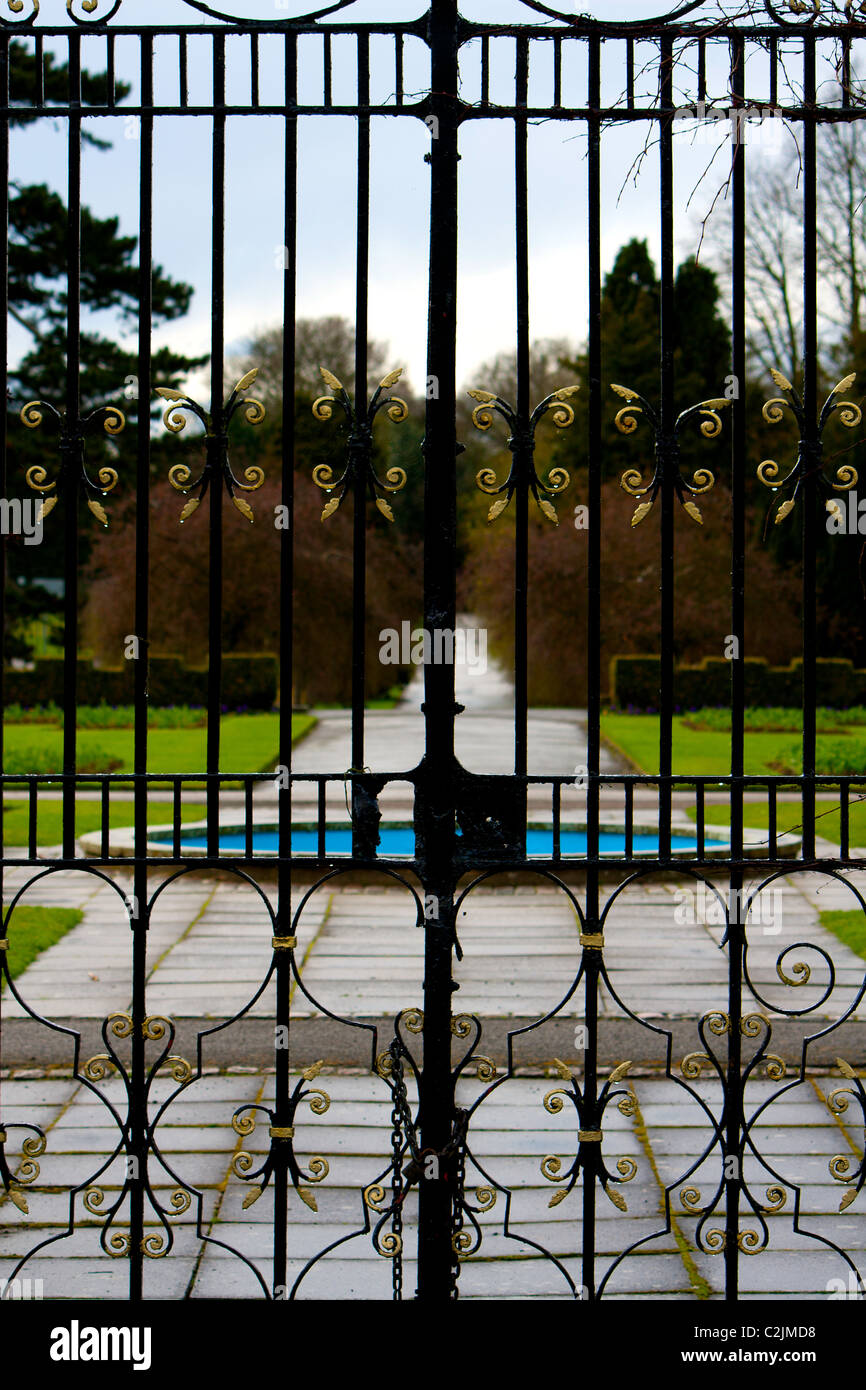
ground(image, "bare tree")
xmin=698 ymin=118 xmax=866 ymax=379
xmin=230 ymin=316 xmax=391 ymax=405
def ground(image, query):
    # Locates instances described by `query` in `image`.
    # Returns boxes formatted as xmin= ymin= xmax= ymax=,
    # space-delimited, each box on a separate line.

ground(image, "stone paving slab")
xmin=0 ymin=1066 xmax=863 ymax=1300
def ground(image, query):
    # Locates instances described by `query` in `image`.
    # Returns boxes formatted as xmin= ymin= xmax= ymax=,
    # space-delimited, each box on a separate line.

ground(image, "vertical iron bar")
xmin=350 ymin=34 xmax=370 ymax=849
xmin=582 ymin=34 xmax=602 ymax=1303
xmin=251 ymin=32 xmax=259 ymax=108
xmin=658 ymin=35 xmax=674 ymax=862
xmin=514 ymin=35 xmax=529 ymax=781
xmin=552 ymin=781 xmax=560 ymax=861
xmin=245 ymin=779 xmax=253 ymax=859
xmin=318 ymin=780 xmax=326 ymax=860
xmin=624 ymin=781 xmax=633 ymax=859
xmin=179 ymin=34 xmax=188 ymax=108
xmin=696 ymin=781 xmax=705 ymax=858
xmin=801 ymin=37 xmax=817 ymax=860
xmin=106 ymin=33 xmax=115 ymax=107
xmin=128 ymin=32 xmax=154 ymax=1305
xmin=396 ymin=33 xmax=403 ymax=106
xmin=273 ymin=30 xmax=298 ymax=1301
xmin=841 ymin=783 xmax=849 ymax=860
xmin=34 ymin=33 xmax=44 ymax=105
xmin=626 ymin=38 xmax=634 ymax=111
xmin=324 ymin=32 xmax=332 ymax=108
xmin=28 ymin=782 xmax=37 ymax=860
xmin=207 ymin=34 xmax=226 ymax=860
xmin=62 ymin=35 xmax=82 ymax=864
xmin=0 ymin=32 xmax=7 ymax=899
xmin=724 ymin=35 xmax=747 ymax=1304
xmin=768 ymin=782 xmax=777 ymax=857
xmin=101 ymin=779 xmax=110 ymax=859
xmin=418 ymin=0 xmax=459 ymax=1302
xmin=553 ymin=36 xmax=561 ymax=107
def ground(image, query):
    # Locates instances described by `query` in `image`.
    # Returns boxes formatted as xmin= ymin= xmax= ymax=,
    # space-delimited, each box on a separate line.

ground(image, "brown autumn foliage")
xmin=82 ymin=475 xmax=422 ymax=706
xmin=459 ymin=479 xmax=802 ymax=706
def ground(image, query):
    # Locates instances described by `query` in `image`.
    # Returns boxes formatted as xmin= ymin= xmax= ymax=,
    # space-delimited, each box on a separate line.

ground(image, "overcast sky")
xmin=11 ymin=0 xmax=823 ymax=399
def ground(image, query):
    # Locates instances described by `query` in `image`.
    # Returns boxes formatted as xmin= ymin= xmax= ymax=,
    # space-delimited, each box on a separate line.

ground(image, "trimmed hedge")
xmin=611 ymin=654 xmax=866 ymax=710
xmin=4 ymin=653 xmax=278 ymax=711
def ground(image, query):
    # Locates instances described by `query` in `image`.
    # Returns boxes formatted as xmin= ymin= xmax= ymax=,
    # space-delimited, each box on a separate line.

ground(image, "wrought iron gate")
xmin=1 ymin=0 xmax=866 ymax=1304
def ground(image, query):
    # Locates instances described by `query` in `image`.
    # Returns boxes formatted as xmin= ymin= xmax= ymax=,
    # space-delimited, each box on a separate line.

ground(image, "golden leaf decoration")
xmin=631 ymin=501 xmax=653 ymax=527
xmin=180 ymin=498 xmax=200 ymax=522
xmin=840 ymin=1189 xmax=858 ymax=1211
xmin=155 ymin=387 xmax=186 ymax=401
xmin=701 ymin=398 xmax=733 ymax=410
xmin=87 ymin=500 xmax=108 ymax=526
xmin=321 ymin=497 xmax=340 ymax=522
xmin=553 ymin=385 xmax=580 ymax=400
xmin=609 ymin=1061 xmax=633 ymax=1085
xmin=605 ymin=1186 xmax=627 ymax=1212
xmin=468 ymin=388 xmax=496 ymax=403
xmin=775 ymin=499 xmax=795 ymax=524
xmin=297 ymin=1187 xmax=318 ymax=1212
xmin=319 ymin=367 xmax=343 ymax=393
xmin=37 ymin=497 xmax=58 ymax=523
xmin=303 ymin=1060 xmax=325 ymax=1082
xmin=232 ymin=496 xmax=255 ymax=523
xmin=233 ymin=367 xmax=259 ymax=394
xmin=242 ymin=1185 xmax=263 ymax=1210
xmin=832 ymin=372 xmax=856 ymax=394
xmin=379 ymin=368 xmax=403 ymax=389
xmin=770 ymin=368 xmax=794 ymax=393
xmin=611 ymin=383 xmax=639 ymax=401
xmin=826 ymin=499 xmax=845 ymax=524
xmin=836 ymin=1057 xmax=859 ymax=1080
xmin=682 ymin=499 xmax=703 ymax=525
xmin=552 ymin=1058 xmax=573 ymax=1081
xmin=8 ymin=1189 xmax=28 ymax=1214
xmin=548 ymin=1188 xmax=569 ymax=1208
xmin=538 ymin=498 xmax=559 ymax=525
xmin=376 ymin=498 xmax=395 ymax=522
xmin=487 ymin=497 xmax=509 ymax=523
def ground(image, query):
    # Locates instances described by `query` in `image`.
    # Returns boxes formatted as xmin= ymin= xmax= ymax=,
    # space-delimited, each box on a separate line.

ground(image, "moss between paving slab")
xmin=627 ymin=1082 xmax=712 ymax=1300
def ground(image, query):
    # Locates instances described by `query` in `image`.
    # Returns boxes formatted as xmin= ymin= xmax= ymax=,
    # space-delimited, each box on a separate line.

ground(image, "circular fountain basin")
xmin=82 ymin=819 xmax=800 ymax=860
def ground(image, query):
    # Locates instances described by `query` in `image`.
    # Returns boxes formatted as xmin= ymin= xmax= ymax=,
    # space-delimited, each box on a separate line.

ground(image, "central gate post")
xmin=417 ymin=0 xmax=461 ymax=1302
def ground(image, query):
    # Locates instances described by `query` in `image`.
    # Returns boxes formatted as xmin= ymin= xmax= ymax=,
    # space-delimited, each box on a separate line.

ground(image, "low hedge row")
xmin=4 ymin=653 xmax=279 ymax=711
xmin=611 ymin=654 xmax=866 ymax=710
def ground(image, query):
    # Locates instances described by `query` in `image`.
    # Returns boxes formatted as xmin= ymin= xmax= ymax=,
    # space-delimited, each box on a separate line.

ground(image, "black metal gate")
xmin=2 ymin=0 xmax=866 ymax=1304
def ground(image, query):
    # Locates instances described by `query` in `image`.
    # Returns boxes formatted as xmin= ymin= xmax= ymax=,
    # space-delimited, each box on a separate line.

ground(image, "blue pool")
xmin=152 ymin=826 xmax=702 ymax=857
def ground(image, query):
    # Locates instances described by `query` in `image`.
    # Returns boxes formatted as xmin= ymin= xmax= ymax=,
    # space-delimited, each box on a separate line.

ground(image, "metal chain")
xmin=448 ymin=1108 xmax=469 ymax=1299
xmin=389 ymin=1090 xmax=403 ymax=1302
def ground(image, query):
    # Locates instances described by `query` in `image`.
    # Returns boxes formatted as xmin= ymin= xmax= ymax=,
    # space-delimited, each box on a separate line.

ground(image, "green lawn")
xmin=685 ymin=798 xmax=866 ymax=850
xmin=1 ymin=903 xmax=84 ymax=982
xmin=819 ymin=910 xmax=866 ymax=962
xmin=0 ymin=797 xmax=214 ymax=848
xmin=601 ymin=712 xmax=866 ymax=778
xmin=3 ymin=712 xmax=316 ymax=777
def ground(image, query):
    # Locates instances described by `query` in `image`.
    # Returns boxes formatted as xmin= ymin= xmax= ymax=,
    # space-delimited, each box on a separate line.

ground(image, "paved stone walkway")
xmin=3 ymin=643 xmax=866 ymax=1298
xmin=0 ymin=1065 xmax=861 ymax=1299
xmin=3 ymin=868 xmax=864 ymax=1033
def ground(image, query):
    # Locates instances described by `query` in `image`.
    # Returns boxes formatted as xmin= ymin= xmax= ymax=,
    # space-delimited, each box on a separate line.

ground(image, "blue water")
xmin=153 ymin=826 xmax=703 ymax=857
